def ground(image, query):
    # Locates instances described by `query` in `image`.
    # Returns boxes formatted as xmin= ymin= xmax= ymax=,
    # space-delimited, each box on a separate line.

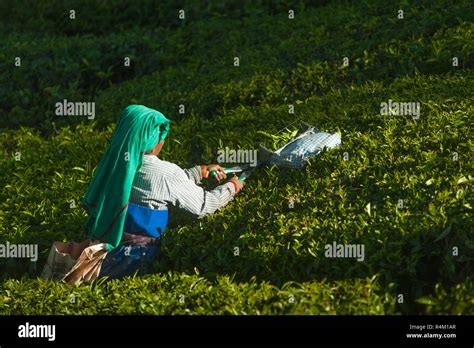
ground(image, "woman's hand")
xmin=228 ymin=176 xmax=245 ymax=193
xmin=201 ymin=164 xmax=227 ymax=181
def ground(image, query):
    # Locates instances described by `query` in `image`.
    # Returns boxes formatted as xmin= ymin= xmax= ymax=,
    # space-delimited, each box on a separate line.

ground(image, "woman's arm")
xmin=170 ymin=169 xmax=237 ymax=218
xmin=183 ymin=165 xmax=202 ymax=184
xmin=183 ymin=164 xmax=227 ymax=184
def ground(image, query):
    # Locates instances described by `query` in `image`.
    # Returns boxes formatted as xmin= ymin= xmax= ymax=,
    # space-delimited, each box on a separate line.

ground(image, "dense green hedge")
xmin=0 ymin=0 xmax=472 ymax=314
xmin=0 ymin=0 xmax=323 ymax=35
xmin=0 ymin=28 xmax=185 ymax=129
xmin=0 ymin=275 xmax=394 ymax=315
xmin=1 ymin=1 xmax=472 ymax=130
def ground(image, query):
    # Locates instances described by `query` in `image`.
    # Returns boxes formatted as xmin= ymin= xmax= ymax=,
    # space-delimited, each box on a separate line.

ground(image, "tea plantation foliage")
xmin=0 ymin=0 xmax=472 ymax=314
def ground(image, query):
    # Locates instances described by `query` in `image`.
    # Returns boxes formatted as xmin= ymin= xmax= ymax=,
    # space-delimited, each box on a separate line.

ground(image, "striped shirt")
xmin=129 ymin=154 xmax=236 ymax=218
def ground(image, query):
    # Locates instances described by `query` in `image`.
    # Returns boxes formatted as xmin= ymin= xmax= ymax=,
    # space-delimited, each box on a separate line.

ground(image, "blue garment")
xmin=99 ymin=244 xmax=159 ymax=279
xmin=98 ymin=203 xmax=164 ymax=280
xmin=124 ymin=202 xmax=168 ymax=237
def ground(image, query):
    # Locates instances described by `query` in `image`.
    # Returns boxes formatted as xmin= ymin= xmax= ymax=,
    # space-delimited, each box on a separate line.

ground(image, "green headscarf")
xmin=82 ymin=104 xmax=171 ymax=250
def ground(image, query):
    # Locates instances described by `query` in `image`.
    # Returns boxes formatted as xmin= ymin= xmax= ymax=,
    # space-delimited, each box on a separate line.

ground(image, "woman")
xmin=82 ymin=104 xmax=244 ymax=251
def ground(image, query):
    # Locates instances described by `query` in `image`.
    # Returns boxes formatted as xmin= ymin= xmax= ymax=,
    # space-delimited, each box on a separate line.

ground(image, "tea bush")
xmin=0 ymin=0 xmax=472 ymax=314
xmin=0 ymin=274 xmax=394 ymax=315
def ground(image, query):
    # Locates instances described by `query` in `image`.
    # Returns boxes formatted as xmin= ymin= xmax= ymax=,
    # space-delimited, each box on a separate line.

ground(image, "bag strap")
xmin=97 ymin=202 xmax=129 ymax=241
